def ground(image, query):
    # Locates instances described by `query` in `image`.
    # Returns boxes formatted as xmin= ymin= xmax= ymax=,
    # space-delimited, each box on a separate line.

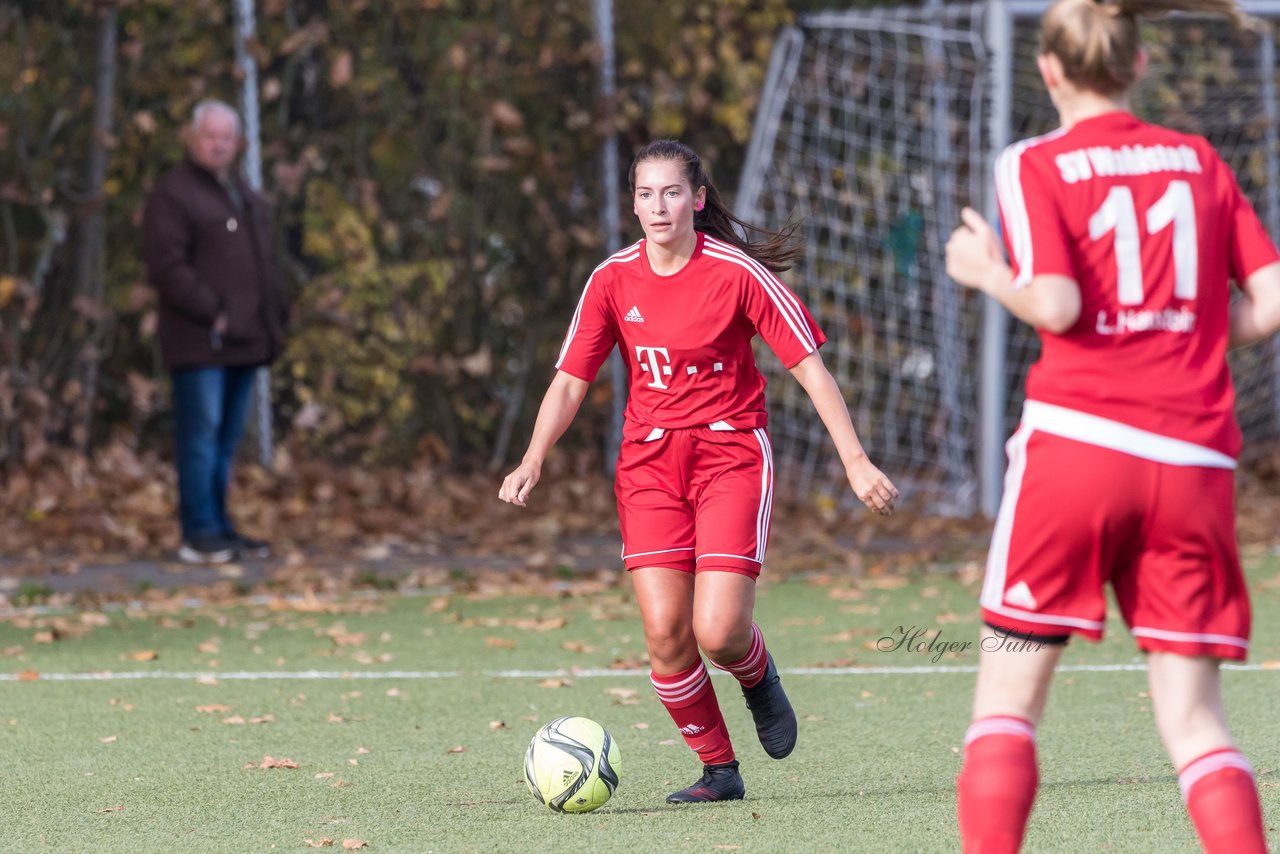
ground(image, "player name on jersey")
xmin=1055 ymin=143 xmax=1202 ymax=184
xmin=1095 ymin=306 xmax=1197 ymax=336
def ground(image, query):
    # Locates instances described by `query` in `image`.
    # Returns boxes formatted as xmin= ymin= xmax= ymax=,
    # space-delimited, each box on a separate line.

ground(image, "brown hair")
xmin=1040 ymin=0 xmax=1248 ymax=96
xmin=628 ymin=139 xmax=802 ymax=274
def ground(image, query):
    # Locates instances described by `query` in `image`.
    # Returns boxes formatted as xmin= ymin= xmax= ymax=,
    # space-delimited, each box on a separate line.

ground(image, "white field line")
xmin=0 ymin=663 xmax=1274 ymax=682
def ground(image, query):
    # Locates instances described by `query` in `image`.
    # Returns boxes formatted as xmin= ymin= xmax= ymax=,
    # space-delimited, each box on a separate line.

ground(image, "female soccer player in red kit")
xmin=500 ymin=139 xmax=898 ymax=803
xmin=946 ymin=0 xmax=1280 ymax=851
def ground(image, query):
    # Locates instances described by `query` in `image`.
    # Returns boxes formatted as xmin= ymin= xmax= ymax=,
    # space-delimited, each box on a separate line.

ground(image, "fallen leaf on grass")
xmin=315 ymin=772 xmax=335 ymax=779
xmin=342 ymin=841 xmax=368 ymax=850
xmin=125 ymin=650 xmax=158 ymax=661
xmin=304 ymin=839 xmax=334 ymax=848
xmin=658 ymin=739 xmax=677 ymax=747
xmin=485 ymin=636 xmax=517 ymax=650
xmin=95 ymin=804 xmax=124 ymax=813
xmin=446 ymin=745 xmax=466 ymax=754
xmin=632 ymin=722 xmax=649 ymax=730
xmin=489 ymin=721 xmax=507 ymax=730
xmin=244 ymin=756 xmax=299 ymax=769
xmin=16 ymin=670 xmax=38 ymax=682
xmin=823 ymin=628 xmax=875 ymax=642
xmin=196 ymin=704 xmax=233 ymax=714
xmin=328 ymin=630 xmax=367 ymax=648
xmin=355 ymin=746 xmax=370 ymax=754
xmin=99 ymin=735 xmax=117 ymax=743
xmin=603 ymin=687 xmax=639 ymax=704
xmin=197 ymin=638 xmax=221 ymax=654
xmin=804 ymin=715 xmax=825 ymax=722
xmin=537 ymin=678 xmax=573 ymax=688
xmin=752 ymin=812 xmax=761 ymax=820
xmin=560 ymin=641 xmax=596 ymax=654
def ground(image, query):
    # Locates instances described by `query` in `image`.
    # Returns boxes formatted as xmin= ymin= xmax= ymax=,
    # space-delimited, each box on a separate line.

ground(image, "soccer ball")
xmin=524 ymin=716 xmax=621 ymax=813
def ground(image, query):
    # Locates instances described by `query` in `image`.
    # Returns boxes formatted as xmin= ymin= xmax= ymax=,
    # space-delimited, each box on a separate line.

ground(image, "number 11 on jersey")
xmin=1088 ymin=179 xmax=1198 ymax=305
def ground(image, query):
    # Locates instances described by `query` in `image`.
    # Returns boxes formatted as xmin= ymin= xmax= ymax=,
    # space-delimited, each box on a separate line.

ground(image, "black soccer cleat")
xmin=741 ymin=652 xmax=798 ymax=759
xmin=665 ymin=760 xmax=746 ymax=804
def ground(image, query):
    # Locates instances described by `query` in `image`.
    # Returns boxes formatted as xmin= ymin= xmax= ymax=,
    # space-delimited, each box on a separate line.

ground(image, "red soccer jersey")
xmin=995 ymin=111 xmax=1280 ymax=458
xmin=555 ymin=232 xmax=826 ymax=442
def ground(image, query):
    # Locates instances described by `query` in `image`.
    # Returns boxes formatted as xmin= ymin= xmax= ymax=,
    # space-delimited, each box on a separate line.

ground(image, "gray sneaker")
xmin=178 ymin=534 xmax=237 ymax=565
xmin=229 ymin=532 xmax=270 ymax=559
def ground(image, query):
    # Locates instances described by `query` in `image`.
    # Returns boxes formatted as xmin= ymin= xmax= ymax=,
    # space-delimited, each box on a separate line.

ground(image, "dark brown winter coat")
xmin=142 ymin=158 xmax=289 ymax=370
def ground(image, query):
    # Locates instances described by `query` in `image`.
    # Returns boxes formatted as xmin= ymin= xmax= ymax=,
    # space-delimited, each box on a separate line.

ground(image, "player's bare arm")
xmin=499 ymin=370 xmax=589 ymax=507
xmin=946 ymin=206 xmax=1081 ymax=334
xmin=788 ymin=352 xmax=899 ymax=515
xmin=1229 ymin=260 xmax=1280 ymax=348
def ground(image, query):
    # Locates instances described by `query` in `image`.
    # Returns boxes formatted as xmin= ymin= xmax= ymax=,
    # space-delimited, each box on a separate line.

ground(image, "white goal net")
xmin=739 ymin=2 xmax=1280 ymax=511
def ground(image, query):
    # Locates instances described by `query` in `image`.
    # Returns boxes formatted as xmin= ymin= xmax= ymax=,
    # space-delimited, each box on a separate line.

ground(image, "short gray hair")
xmin=190 ymin=99 xmax=242 ymax=135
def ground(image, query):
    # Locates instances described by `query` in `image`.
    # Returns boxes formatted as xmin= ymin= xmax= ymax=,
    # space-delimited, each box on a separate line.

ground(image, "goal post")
xmin=738 ymin=0 xmax=1280 ymax=514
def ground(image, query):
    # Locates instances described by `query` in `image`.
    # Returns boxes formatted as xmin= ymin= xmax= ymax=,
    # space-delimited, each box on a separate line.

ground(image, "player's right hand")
xmin=499 ymin=461 xmax=541 ymax=507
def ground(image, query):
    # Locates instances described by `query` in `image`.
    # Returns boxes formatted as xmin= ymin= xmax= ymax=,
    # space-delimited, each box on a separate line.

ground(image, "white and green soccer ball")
xmin=524 ymin=716 xmax=621 ymax=813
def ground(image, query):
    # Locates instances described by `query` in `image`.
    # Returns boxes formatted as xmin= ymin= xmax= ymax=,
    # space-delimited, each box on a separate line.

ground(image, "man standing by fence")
xmin=142 ymin=99 xmax=289 ymax=564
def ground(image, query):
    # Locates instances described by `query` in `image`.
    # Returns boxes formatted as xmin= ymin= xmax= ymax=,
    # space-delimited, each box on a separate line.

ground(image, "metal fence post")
xmin=979 ymin=0 xmax=1012 ymax=517
xmin=232 ymin=0 xmax=273 ymax=468
xmin=593 ymin=0 xmax=624 ymax=475
xmin=1261 ymin=24 xmax=1280 ymax=436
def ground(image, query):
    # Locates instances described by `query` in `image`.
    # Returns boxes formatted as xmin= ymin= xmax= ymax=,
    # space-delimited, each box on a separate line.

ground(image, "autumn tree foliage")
xmin=0 ymin=0 xmax=854 ymax=470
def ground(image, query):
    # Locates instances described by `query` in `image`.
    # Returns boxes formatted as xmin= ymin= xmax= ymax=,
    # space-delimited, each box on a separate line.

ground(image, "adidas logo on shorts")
xmin=1004 ymin=581 xmax=1038 ymax=609
xmin=624 ymin=305 xmax=645 ymax=323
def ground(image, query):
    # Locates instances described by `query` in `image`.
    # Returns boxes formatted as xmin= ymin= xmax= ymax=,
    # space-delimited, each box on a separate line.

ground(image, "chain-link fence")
xmin=738 ymin=1 xmax=1280 ymax=512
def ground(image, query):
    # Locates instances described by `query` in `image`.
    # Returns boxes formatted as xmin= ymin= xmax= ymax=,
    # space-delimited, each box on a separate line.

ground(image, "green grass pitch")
xmin=2 ymin=554 xmax=1277 ymax=852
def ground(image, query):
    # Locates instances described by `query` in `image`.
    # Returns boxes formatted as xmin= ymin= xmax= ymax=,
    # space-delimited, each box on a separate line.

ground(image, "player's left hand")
xmin=847 ymin=457 xmax=899 ymax=516
xmin=946 ymin=207 xmax=1004 ymax=291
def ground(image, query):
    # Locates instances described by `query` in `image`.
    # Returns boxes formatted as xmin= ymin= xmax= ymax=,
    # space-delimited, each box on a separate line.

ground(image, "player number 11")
xmin=1087 ymin=179 xmax=1198 ymax=305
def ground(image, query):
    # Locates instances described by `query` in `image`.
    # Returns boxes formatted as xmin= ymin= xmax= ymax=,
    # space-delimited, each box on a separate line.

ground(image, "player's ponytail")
xmin=1041 ymin=0 xmax=1249 ymax=96
xmin=628 ymin=139 xmax=803 ymax=274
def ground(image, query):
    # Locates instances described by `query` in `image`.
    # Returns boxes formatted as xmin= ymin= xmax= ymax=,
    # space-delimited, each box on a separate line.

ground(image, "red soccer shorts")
xmin=614 ymin=426 xmax=773 ymax=579
xmin=981 ymin=424 xmax=1249 ymax=660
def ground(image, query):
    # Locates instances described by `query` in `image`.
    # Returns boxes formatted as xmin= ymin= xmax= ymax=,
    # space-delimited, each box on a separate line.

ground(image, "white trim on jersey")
xmin=995 ymin=130 xmax=1068 ymax=289
xmin=1131 ymin=626 xmax=1249 ymax=650
xmin=1022 ymin=400 xmax=1236 ymax=469
xmin=555 ymin=242 xmax=642 ymax=370
xmin=702 ymin=235 xmax=818 ymax=353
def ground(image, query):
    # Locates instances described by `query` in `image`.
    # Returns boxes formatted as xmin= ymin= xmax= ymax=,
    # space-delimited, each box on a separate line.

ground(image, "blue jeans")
xmin=171 ymin=365 xmax=258 ymax=541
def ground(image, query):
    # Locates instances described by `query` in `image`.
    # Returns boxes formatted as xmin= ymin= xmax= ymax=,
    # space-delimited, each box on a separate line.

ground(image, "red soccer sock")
xmin=712 ymin=622 xmax=769 ymax=688
xmin=1179 ymin=748 xmax=1267 ymax=854
xmin=956 ymin=716 xmax=1038 ymax=854
xmin=651 ymin=660 xmax=735 ymax=765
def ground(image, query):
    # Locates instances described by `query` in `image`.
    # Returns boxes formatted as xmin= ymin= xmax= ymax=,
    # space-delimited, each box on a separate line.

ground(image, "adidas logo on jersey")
xmin=678 ymin=723 xmax=705 ymax=735
xmin=624 ymin=305 xmax=645 ymax=323
xmin=1004 ymin=581 xmax=1038 ymax=609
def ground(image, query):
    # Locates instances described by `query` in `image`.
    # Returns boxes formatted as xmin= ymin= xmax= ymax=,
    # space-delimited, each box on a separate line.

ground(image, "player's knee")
xmin=692 ymin=622 xmax=751 ymax=665
xmin=643 ymin=619 xmax=696 ymax=668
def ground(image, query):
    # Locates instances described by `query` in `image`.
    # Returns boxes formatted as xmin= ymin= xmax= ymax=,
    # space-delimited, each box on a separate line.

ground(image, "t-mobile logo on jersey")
xmin=636 ymin=345 xmax=674 ymax=389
